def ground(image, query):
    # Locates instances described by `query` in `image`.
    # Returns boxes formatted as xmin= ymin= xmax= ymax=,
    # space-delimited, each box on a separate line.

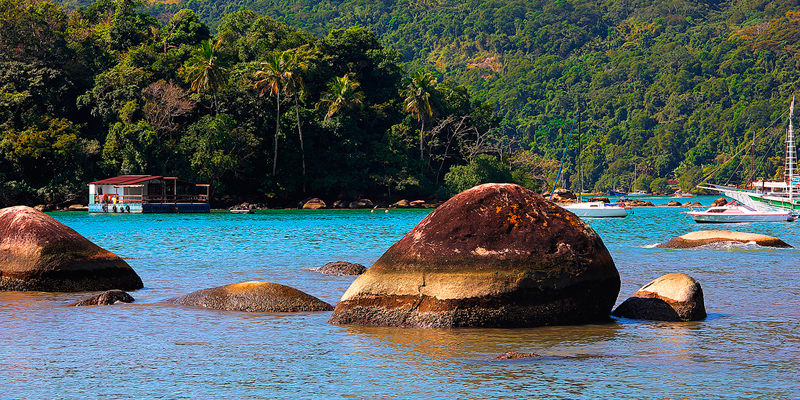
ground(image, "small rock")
xmin=349 ymin=199 xmax=374 ymax=209
xmin=409 ymin=200 xmax=427 ymax=208
xmin=667 ymin=200 xmax=682 ymax=206
xmin=392 ymin=199 xmax=411 ymax=208
xmin=72 ymin=290 xmax=135 ymax=306
xmin=333 ymin=200 xmax=349 ymax=209
xmin=589 ymin=197 xmax=610 ymax=203
xmin=34 ymin=204 xmax=51 ymax=212
xmin=67 ymin=204 xmax=88 ymax=211
xmin=313 ymin=261 xmax=367 ymax=276
xmin=612 ymin=273 xmax=706 ymax=321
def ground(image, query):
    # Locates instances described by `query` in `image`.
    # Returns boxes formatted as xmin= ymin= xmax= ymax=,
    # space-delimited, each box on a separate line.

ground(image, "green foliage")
xmin=443 ymin=154 xmax=512 ymax=196
xmin=6 ymin=0 xmax=800 ymax=206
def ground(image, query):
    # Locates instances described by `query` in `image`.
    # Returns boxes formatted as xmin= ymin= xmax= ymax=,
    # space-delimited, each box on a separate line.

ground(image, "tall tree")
xmin=254 ymin=50 xmax=291 ymax=176
xmin=401 ymin=69 xmax=436 ymax=161
xmin=184 ymin=39 xmax=228 ymax=113
xmin=282 ymin=49 xmax=309 ymax=188
xmin=318 ymin=74 xmax=364 ymax=121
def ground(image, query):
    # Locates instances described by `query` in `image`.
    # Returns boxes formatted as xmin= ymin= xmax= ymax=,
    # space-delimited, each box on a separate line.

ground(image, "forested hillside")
xmin=3 ymin=0 xmax=800 ymax=207
xmin=163 ymin=0 xmax=800 ymax=192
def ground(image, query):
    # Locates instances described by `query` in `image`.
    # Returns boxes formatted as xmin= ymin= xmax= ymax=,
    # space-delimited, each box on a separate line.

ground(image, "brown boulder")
xmin=657 ymin=230 xmax=792 ymax=249
xmin=67 ymin=204 xmax=88 ymax=211
xmin=72 ymin=290 xmax=135 ymax=306
xmin=589 ymin=197 xmax=610 ymax=203
xmin=667 ymin=200 xmax=682 ymax=206
xmin=612 ymin=273 xmax=706 ymax=321
xmin=392 ymin=199 xmax=411 ymax=208
xmin=172 ymin=281 xmax=334 ymax=312
xmin=0 ymin=206 xmax=143 ymax=292
xmin=409 ymin=200 xmax=427 ymax=208
xmin=711 ymin=197 xmax=728 ymax=207
xmin=328 ymin=183 xmax=620 ymax=328
xmin=622 ymin=199 xmax=655 ymax=207
xmin=349 ymin=199 xmax=374 ymax=209
xmin=313 ymin=261 xmax=367 ymax=276
xmin=300 ymin=198 xmax=327 ymax=209
xmin=333 ymin=200 xmax=349 ymax=209
xmin=550 ymin=188 xmax=577 ymax=202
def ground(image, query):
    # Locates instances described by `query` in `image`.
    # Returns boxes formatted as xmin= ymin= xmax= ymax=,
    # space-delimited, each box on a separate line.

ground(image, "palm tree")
xmin=282 ymin=50 xmax=309 ymax=186
xmin=184 ymin=39 xmax=227 ymax=113
xmin=318 ymin=74 xmax=365 ymax=121
xmin=254 ymin=51 xmax=291 ymax=176
xmin=401 ymin=69 xmax=436 ymax=160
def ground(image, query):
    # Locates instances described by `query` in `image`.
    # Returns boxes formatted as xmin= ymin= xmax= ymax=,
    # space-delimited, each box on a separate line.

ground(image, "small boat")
xmin=686 ymin=201 xmax=793 ymax=223
xmin=627 ymin=190 xmax=649 ymax=197
xmin=608 ymin=190 xmax=627 ymax=197
xmin=564 ymin=201 xmax=628 ymax=218
xmin=230 ymin=209 xmax=254 ymax=214
xmin=672 ymin=191 xmax=695 ymax=198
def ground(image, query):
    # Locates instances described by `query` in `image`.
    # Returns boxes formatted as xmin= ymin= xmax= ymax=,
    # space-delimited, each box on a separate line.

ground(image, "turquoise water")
xmin=2 ymin=196 xmax=799 ymax=399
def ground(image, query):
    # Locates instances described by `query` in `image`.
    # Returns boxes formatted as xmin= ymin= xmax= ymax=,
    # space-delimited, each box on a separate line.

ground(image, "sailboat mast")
xmin=786 ymin=96 xmax=796 ymax=203
xmin=578 ymin=109 xmax=582 ymax=203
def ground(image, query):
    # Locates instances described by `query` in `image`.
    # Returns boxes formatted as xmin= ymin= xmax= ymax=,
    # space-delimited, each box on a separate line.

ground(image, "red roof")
xmin=89 ymin=175 xmax=163 ymax=185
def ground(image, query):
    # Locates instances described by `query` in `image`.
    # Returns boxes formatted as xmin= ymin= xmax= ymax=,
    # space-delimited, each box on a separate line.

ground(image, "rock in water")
xmin=172 ymin=281 xmax=334 ymax=312
xmin=72 ymin=290 xmax=135 ymax=306
xmin=328 ymin=183 xmax=620 ymax=328
xmin=657 ymin=230 xmax=791 ymax=249
xmin=313 ymin=261 xmax=367 ymax=276
xmin=612 ymin=273 xmax=706 ymax=321
xmin=0 ymin=206 xmax=144 ymax=292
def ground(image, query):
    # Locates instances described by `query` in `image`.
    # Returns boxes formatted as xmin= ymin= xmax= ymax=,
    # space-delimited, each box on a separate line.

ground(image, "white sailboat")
xmin=553 ymin=109 xmax=628 ymax=218
xmin=699 ymin=96 xmax=800 ymax=215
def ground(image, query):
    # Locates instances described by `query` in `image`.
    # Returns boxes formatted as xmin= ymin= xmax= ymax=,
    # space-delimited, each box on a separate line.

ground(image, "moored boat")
xmin=564 ymin=201 xmax=628 ymax=218
xmin=686 ymin=201 xmax=793 ymax=223
xmin=699 ymin=96 xmax=800 ymax=214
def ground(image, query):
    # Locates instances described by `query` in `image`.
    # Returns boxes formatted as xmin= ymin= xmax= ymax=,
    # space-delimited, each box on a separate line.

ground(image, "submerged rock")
xmin=612 ymin=273 xmax=706 ymax=321
xmin=313 ymin=261 xmax=367 ymax=276
xmin=490 ymin=351 xmax=540 ymax=360
xmin=0 ymin=206 xmax=144 ymax=292
xmin=328 ymin=183 xmax=620 ymax=328
xmin=72 ymin=290 xmax=135 ymax=306
xmin=657 ymin=230 xmax=792 ymax=249
xmin=172 ymin=281 xmax=334 ymax=312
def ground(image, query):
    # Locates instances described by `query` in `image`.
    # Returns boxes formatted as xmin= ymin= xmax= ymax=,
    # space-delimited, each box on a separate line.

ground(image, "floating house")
xmin=88 ymin=175 xmax=210 ymax=213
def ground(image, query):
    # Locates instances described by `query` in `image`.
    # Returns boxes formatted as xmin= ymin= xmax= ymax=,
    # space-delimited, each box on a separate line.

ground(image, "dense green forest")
xmin=3 ymin=0 xmax=800 ymax=207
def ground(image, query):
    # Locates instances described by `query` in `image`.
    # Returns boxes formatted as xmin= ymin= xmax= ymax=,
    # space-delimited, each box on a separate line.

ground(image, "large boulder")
xmin=657 ymin=230 xmax=792 ymax=249
xmin=612 ymin=273 xmax=706 ymax=321
xmin=328 ymin=183 xmax=620 ymax=328
xmin=711 ymin=197 xmax=728 ymax=207
xmin=172 ymin=281 xmax=334 ymax=312
xmin=0 ymin=206 xmax=143 ymax=292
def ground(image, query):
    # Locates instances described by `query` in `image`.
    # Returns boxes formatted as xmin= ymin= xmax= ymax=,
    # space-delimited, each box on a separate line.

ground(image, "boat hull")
xmin=688 ymin=213 xmax=791 ymax=223
xmin=564 ymin=202 xmax=628 ymax=218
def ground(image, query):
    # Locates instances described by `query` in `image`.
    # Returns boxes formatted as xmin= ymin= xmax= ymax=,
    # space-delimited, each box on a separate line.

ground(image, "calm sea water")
xmin=2 ymin=196 xmax=799 ymax=399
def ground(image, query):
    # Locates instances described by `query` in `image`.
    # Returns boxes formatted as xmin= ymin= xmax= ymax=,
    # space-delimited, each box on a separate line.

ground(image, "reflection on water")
xmin=1 ymin=200 xmax=799 ymax=398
